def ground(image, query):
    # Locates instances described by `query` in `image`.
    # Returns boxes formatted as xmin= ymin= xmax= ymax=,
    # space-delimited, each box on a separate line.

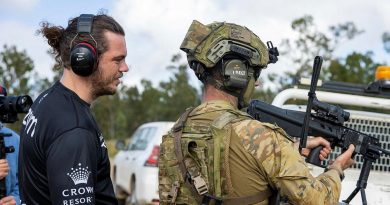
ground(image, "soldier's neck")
xmin=203 ymin=84 xmax=238 ymax=108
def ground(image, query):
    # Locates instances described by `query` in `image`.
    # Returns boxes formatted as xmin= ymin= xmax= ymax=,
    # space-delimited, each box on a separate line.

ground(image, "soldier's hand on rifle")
xmin=330 ymin=144 xmax=355 ymax=171
xmin=0 ymin=160 xmax=9 ymax=179
xmin=298 ymin=137 xmax=332 ymax=161
xmin=0 ymin=196 xmax=16 ymax=205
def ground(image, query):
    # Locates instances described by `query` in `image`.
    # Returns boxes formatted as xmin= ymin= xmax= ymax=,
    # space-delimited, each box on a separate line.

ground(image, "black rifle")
xmin=247 ymin=56 xmax=390 ymax=205
xmin=0 ymin=86 xmax=32 ymax=198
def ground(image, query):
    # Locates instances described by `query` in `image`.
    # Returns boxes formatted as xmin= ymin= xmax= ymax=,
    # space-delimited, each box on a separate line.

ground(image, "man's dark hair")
xmin=39 ymin=14 xmax=125 ymax=69
xmin=204 ymin=63 xmax=224 ymax=85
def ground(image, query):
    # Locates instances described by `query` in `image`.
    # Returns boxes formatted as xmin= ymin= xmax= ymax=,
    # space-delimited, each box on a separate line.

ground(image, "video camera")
xmin=0 ymin=85 xmax=33 ymax=198
xmin=0 ymin=86 xmax=33 ymax=123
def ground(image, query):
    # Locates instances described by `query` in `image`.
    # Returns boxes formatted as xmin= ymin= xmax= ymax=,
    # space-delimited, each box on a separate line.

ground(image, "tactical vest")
xmin=159 ymin=107 xmax=272 ymax=205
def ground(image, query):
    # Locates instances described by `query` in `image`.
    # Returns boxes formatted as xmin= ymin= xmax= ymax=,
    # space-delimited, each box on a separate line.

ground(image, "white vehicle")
xmin=114 ymin=121 xmax=174 ymax=205
xmin=271 ymin=66 xmax=390 ymax=205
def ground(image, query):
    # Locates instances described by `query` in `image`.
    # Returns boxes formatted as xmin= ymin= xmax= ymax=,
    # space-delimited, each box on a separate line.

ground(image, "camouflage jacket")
xmin=160 ymin=100 xmax=341 ymax=205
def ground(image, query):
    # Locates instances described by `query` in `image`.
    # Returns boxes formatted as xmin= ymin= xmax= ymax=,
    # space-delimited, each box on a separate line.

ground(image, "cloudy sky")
xmin=0 ymin=0 xmax=388 ymax=90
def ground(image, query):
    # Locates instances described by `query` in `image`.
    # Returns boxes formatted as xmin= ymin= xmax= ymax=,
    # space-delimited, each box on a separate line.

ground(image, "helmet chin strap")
xmin=238 ymin=77 xmax=255 ymax=109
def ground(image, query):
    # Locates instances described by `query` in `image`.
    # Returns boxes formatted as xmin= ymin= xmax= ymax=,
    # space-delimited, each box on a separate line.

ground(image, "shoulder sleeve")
xmin=46 ymin=128 xmax=98 ymax=204
xmin=233 ymin=119 xmax=341 ymax=205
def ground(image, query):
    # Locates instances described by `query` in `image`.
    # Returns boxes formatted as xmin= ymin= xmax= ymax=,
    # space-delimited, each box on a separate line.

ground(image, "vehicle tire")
xmin=127 ymin=178 xmax=139 ymax=205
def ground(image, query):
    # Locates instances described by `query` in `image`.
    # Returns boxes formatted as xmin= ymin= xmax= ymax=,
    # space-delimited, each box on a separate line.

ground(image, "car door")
xmin=123 ymin=126 xmax=157 ymax=191
xmin=116 ymin=127 xmax=146 ymax=191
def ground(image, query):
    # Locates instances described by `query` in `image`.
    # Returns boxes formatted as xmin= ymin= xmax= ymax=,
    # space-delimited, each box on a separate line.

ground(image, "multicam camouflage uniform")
xmin=159 ymin=100 xmax=342 ymax=205
xmin=159 ymin=20 xmax=342 ymax=205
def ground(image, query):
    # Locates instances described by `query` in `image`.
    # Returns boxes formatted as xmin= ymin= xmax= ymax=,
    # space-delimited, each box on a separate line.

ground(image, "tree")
xmin=0 ymin=45 xmax=34 ymax=95
xmin=90 ymin=53 xmax=201 ymax=140
xmin=383 ymin=32 xmax=390 ymax=54
xmin=159 ymin=54 xmax=200 ymax=120
xmin=328 ymin=51 xmax=379 ymax=84
xmin=92 ymin=90 xmax=128 ymax=140
xmin=250 ymin=71 xmax=278 ymax=103
xmin=278 ymin=15 xmax=364 ymax=88
xmin=37 ymin=50 xmax=64 ymax=91
xmin=0 ymin=45 xmax=42 ymax=130
xmin=252 ymin=87 xmax=276 ymax=104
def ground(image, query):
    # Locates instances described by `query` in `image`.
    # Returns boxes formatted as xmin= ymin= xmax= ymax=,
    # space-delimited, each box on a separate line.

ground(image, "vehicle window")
xmin=128 ymin=127 xmax=157 ymax=150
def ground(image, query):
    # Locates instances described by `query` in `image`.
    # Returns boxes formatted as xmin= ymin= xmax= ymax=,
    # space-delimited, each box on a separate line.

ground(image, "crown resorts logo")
xmin=67 ymin=163 xmax=91 ymax=185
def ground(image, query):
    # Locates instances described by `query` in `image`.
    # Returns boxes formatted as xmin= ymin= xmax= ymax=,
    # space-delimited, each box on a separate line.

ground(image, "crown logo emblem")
xmin=67 ymin=163 xmax=91 ymax=185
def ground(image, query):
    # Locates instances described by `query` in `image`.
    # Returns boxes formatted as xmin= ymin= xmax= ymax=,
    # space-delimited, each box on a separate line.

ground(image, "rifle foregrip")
xmin=305 ymin=146 xmax=326 ymax=168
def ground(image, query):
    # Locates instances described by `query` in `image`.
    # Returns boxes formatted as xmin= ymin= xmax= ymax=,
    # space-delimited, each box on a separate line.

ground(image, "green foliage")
xmin=159 ymin=54 xmax=200 ymax=120
xmin=327 ymin=51 xmax=379 ymax=84
xmin=2 ymin=16 xmax=388 ymax=141
xmin=0 ymin=45 xmax=34 ymax=95
xmin=36 ymin=51 xmax=63 ymax=91
xmin=252 ymin=87 xmax=276 ymax=103
xmin=0 ymin=45 xmax=44 ymax=131
xmin=92 ymin=93 xmax=127 ymax=140
xmin=277 ymin=15 xmax=382 ymax=90
xmin=91 ymin=53 xmax=201 ymax=140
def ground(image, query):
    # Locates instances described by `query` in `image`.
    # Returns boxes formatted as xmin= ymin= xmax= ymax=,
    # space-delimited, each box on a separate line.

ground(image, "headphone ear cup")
xmin=222 ymin=59 xmax=248 ymax=89
xmin=70 ymin=43 xmax=97 ymax=76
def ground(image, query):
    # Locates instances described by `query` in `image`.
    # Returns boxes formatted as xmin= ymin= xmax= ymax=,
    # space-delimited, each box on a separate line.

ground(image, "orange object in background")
xmin=375 ymin=66 xmax=390 ymax=80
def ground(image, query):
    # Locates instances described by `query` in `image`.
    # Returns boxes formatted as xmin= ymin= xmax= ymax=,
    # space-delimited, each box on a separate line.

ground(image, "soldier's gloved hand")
xmin=297 ymin=137 xmax=332 ymax=161
xmin=0 ymin=159 xmax=9 ymax=180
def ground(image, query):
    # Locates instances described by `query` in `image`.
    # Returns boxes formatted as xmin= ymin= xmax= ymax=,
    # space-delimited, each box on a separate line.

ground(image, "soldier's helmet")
xmin=180 ymin=20 xmax=270 ymax=69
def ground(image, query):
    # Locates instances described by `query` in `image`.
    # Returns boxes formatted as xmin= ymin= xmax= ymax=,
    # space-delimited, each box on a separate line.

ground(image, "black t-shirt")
xmin=19 ymin=82 xmax=117 ymax=205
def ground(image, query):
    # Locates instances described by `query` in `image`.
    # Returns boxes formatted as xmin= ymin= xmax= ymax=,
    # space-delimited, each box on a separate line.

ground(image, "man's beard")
xmin=90 ymin=69 xmax=120 ymax=99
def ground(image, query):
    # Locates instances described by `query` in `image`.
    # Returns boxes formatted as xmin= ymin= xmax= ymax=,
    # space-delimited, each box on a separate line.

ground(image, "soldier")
xmin=159 ymin=20 xmax=355 ymax=204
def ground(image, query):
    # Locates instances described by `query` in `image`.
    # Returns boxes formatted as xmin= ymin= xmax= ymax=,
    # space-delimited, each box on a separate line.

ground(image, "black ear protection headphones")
xmin=69 ymin=14 xmax=98 ymax=77
xmin=190 ymin=58 xmax=260 ymax=90
xmin=221 ymin=58 xmax=259 ymax=89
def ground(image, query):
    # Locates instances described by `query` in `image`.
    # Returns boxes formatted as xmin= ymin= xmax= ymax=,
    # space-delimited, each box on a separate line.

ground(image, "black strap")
xmin=268 ymin=191 xmax=280 ymax=205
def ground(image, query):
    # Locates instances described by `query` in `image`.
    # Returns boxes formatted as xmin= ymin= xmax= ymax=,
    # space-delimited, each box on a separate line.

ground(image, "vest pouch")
xmin=181 ymin=133 xmax=213 ymax=191
xmin=159 ymin=108 xmax=252 ymax=204
xmin=159 ymin=134 xmax=185 ymax=204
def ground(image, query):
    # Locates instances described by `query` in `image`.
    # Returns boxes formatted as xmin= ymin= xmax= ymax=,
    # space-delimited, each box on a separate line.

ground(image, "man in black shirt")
xmin=19 ymin=14 xmax=128 ymax=205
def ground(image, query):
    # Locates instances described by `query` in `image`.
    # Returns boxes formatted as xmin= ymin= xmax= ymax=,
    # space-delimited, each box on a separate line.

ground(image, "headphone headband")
xmin=77 ymin=14 xmax=94 ymax=33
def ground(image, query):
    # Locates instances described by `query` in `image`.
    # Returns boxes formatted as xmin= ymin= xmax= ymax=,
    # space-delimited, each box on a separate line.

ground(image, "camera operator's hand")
xmin=0 ymin=159 xmax=9 ymax=180
xmin=296 ymin=137 xmax=332 ymax=161
xmin=0 ymin=196 xmax=16 ymax=205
